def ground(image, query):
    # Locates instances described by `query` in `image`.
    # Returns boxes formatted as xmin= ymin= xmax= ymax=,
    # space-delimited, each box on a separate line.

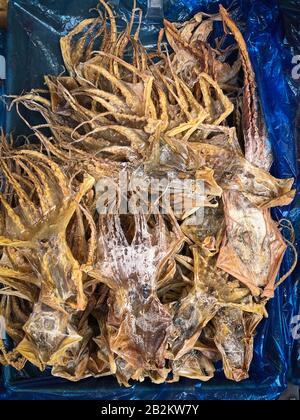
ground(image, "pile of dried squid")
xmin=0 ymin=1 xmax=297 ymax=385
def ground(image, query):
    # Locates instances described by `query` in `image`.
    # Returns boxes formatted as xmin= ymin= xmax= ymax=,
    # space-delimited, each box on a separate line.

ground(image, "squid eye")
xmin=142 ymin=285 xmax=151 ymax=299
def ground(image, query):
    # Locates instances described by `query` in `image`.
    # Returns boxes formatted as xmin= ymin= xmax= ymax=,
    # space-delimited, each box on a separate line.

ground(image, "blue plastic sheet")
xmin=0 ymin=26 xmax=6 ymax=400
xmin=277 ymin=0 xmax=300 ymax=386
xmin=0 ymin=28 xmax=5 ymax=130
xmin=1 ymin=0 xmax=300 ymax=400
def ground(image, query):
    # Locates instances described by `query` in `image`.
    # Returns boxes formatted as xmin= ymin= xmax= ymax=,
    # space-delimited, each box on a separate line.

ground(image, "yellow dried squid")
xmin=0 ymin=1 xmax=296 ymax=385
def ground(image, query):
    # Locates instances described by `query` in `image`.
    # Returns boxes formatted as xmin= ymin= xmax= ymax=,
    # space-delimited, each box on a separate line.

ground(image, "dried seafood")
xmin=0 ymin=1 xmax=296 ymax=385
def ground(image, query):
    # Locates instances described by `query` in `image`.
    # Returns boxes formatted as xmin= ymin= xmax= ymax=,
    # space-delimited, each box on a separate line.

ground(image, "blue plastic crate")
xmin=1 ymin=0 xmax=299 ymax=400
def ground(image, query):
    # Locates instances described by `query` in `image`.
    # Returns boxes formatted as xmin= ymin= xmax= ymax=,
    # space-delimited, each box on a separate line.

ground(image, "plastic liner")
xmin=0 ymin=28 xmax=5 ymax=129
xmin=277 ymin=0 xmax=300 ymax=386
xmin=1 ymin=0 xmax=299 ymax=400
xmin=0 ymin=26 xmax=6 ymax=399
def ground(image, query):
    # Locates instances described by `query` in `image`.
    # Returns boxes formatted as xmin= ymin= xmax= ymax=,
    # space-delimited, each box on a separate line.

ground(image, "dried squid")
xmin=0 ymin=1 xmax=296 ymax=385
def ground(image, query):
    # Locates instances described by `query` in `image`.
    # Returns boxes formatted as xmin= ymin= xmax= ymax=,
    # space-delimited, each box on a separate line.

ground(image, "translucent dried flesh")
xmin=0 ymin=1 xmax=296 ymax=384
xmin=217 ymin=191 xmax=288 ymax=298
xmin=211 ymin=308 xmax=263 ymax=382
